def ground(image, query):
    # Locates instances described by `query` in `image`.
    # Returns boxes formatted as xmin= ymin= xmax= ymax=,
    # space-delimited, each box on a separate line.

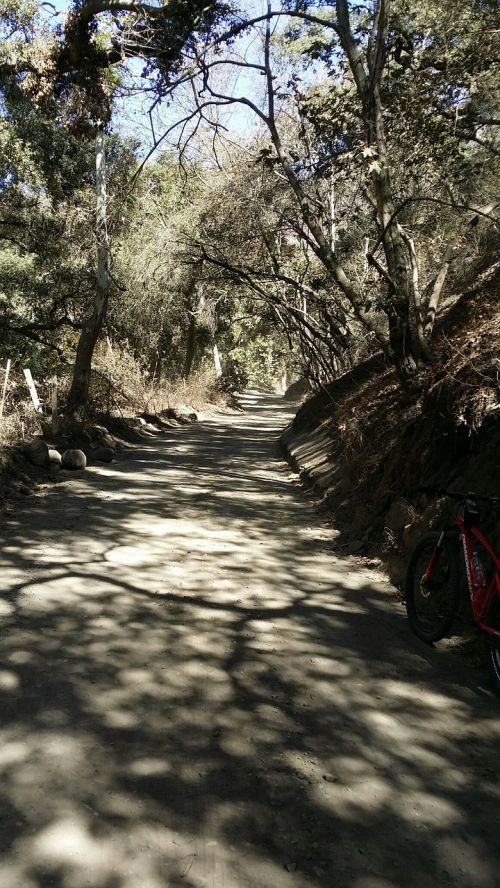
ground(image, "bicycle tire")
xmin=405 ymin=532 xmax=458 ymax=643
xmin=488 ymin=598 xmax=500 ymax=697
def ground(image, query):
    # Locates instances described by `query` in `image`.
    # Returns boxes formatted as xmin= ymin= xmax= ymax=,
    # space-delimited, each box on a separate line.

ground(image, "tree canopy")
xmin=0 ymin=0 xmax=498 ymax=419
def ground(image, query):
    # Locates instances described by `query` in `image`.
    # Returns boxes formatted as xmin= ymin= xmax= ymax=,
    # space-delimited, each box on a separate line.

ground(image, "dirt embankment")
xmin=281 ymin=264 xmax=500 ymax=587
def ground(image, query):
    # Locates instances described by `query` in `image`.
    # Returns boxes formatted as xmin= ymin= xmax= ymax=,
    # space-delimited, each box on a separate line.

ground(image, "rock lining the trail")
xmin=21 ymin=438 xmax=51 ymax=468
xmin=4 ymin=405 xmax=203 ymax=505
xmin=48 ymin=449 xmax=62 ymax=467
xmin=61 ymin=449 xmax=87 ymax=470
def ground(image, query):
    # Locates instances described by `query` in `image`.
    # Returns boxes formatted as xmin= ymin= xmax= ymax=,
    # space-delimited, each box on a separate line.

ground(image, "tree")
xmin=1 ymin=0 xmax=498 ymax=417
xmin=168 ymin=0 xmax=499 ymax=377
xmin=0 ymin=62 xmax=138 ymax=408
xmin=185 ymin=141 xmax=361 ymax=383
xmin=1 ymin=0 xmax=235 ymax=417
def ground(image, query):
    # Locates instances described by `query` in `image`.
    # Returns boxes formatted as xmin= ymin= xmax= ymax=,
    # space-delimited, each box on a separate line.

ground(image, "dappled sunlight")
xmin=0 ymin=395 xmax=498 ymax=886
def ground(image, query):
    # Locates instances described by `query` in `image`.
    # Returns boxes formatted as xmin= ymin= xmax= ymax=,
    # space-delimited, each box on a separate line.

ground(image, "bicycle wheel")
xmin=405 ymin=532 xmax=458 ymax=643
xmin=488 ymin=598 xmax=500 ymax=697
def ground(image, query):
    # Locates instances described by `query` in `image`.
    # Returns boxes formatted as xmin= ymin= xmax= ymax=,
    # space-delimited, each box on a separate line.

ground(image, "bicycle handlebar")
xmin=417 ymin=486 xmax=500 ymax=504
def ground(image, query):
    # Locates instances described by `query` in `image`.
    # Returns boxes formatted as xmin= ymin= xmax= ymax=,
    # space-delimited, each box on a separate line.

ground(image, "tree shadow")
xmin=0 ymin=395 xmax=498 ymax=887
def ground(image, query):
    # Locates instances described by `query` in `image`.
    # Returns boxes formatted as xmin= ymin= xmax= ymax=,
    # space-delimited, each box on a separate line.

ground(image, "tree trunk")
xmin=183 ymin=313 xmax=197 ymax=378
xmin=387 ymin=307 xmax=418 ymax=377
xmin=65 ymin=130 xmax=109 ymax=419
xmin=181 ymin=274 xmax=204 ymax=379
xmin=334 ymin=0 xmax=424 ymax=376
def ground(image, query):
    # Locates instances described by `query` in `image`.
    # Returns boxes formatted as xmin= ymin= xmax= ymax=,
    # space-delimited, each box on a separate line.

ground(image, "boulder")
xmin=177 ymin=405 xmax=198 ymax=422
xmin=62 ymin=449 xmax=87 ymax=470
xmin=284 ymin=377 xmax=313 ymax=401
xmin=139 ymin=412 xmax=161 ymax=426
xmin=22 ymin=438 xmax=50 ymax=468
xmin=352 ymin=504 xmax=373 ymax=532
xmin=92 ymin=446 xmax=114 ymax=463
xmin=346 ymin=539 xmax=365 ymax=554
xmin=48 ymin=449 xmax=63 ymax=467
xmin=99 ymin=433 xmax=115 ymax=448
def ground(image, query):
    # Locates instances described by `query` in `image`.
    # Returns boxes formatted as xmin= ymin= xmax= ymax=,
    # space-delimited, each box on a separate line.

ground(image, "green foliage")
xmin=0 ymin=0 xmax=498 ymax=420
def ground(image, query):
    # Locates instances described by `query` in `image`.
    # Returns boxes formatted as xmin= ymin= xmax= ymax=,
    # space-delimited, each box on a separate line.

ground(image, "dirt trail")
xmin=0 ymin=392 xmax=498 ymax=888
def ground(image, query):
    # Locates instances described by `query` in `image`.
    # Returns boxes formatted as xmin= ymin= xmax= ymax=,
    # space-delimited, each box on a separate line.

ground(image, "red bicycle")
xmin=405 ymin=488 xmax=500 ymax=694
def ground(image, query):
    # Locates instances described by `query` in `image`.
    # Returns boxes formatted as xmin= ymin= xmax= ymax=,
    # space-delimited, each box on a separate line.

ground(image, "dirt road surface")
xmin=1 ymin=393 xmax=498 ymax=888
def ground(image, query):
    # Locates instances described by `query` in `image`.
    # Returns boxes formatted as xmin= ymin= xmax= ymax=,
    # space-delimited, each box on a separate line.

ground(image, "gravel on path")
xmin=0 ymin=392 xmax=498 ymax=888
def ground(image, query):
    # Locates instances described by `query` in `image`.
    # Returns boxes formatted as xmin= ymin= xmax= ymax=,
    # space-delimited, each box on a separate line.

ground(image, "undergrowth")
xmin=89 ymin=348 xmax=225 ymax=416
xmin=0 ymin=347 xmax=230 ymax=460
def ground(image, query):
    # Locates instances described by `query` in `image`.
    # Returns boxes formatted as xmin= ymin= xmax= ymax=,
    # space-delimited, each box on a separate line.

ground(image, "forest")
xmin=1 ymin=5 xmax=500 ymax=884
xmin=0 ymin=0 xmax=498 ymax=431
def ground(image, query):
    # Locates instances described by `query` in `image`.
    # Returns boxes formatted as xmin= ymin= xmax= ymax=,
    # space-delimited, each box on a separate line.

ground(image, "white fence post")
xmin=23 ymin=368 xmax=43 ymax=413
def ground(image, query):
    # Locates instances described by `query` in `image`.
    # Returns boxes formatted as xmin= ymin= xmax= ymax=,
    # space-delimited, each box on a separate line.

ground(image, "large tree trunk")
xmin=65 ymin=130 xmax=109 ymax=419
xmin=336 ymin=0 xmax=424 ymax=377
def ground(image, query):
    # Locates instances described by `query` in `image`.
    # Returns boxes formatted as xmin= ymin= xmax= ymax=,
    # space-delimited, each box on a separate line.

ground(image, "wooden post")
xmin=213 ymin=342 xmax=222 ymax=378
xmin=23 ymin=368 xmax=43 ymax=412
xmin=0 ymin=359 xmax=11 ymax=418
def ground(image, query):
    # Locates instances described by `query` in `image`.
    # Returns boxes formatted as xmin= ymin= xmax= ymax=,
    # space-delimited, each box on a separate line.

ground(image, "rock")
xmin=22 ymin=438 xmax=50 ymax=468
xmin=177 ymin=405 xmax=198 ymax=422
xmin=284 ymin=377 xmax=312 ymax=401
xmin=139 ymin=412 xmax=161 ymax=426
xmin=346 ymin=539 xmax=364 ymax=554
xmin=92 ymin=446 xmax=114 ymax=463
xmin=402 ymin=522 xmax=421 ymax=552
xmin=352 ymin=504 xmax=373 ymax=532
xmin=48 ymin=449 xmax=63 ymax=467
xmin=385 ymin=499 xmax=412 ymax=532
xmin=62 ymin=449 xmax=87 ymax=470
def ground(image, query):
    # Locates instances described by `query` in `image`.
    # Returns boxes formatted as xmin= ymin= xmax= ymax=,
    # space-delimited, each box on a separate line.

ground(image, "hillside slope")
xmin=281 ymin=262 xmax=500 ymax=583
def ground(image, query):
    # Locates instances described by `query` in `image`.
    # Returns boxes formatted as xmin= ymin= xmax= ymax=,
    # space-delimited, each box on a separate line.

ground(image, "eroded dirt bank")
xmin=0 ymin=393 xmax=498 ymax=888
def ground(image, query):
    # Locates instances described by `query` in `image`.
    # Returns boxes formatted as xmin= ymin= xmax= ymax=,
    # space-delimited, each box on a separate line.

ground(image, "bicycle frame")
xmin=455 ymin=515 xmax=500 ymax=637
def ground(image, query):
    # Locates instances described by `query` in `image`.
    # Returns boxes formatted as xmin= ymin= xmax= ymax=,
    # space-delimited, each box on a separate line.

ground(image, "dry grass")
xmin=89 ymin=346 xmax=230 ymax=417
xmin=146 ymin=367 xmax=229 ymax=415
xmin=0 ymin=400 xmax=43 ymax=448
xmin=0 ymin=351 xmax=228 ymax=462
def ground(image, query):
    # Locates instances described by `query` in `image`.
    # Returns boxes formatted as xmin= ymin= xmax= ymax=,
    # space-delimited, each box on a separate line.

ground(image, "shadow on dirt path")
xmin=0 ymin=391 xmax=498 ymax=887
